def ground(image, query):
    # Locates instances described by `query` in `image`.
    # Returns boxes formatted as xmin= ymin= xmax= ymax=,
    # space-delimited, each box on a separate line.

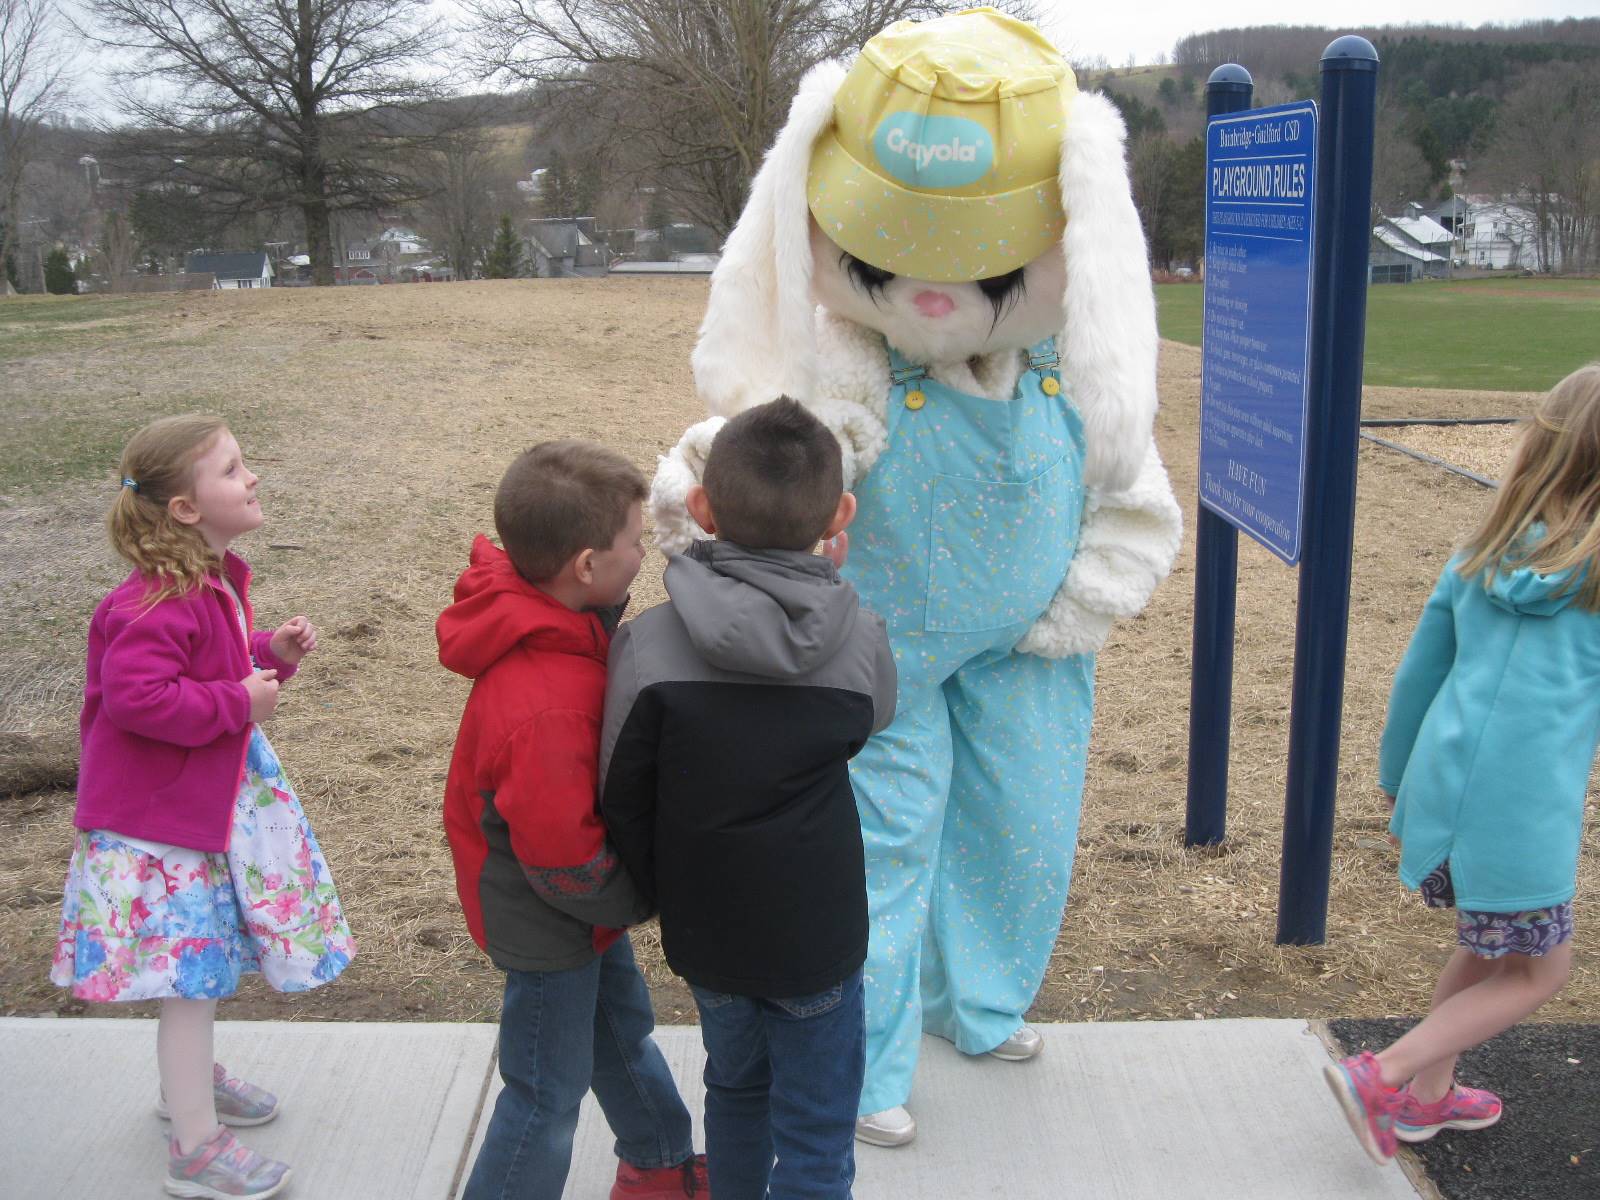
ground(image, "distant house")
xmin=346 ymin=241 xmax=374 ymax=264
xmin=377 ymin=227 xmax=427 ymax=256
xmin=1370 ymin=206 xmax=1453 ymax=282
xmin=524 ymin=218 xmax=611 ymax=278
xmin=183 ymin=251 xmax=274 ymax=289
xmin=516 ymin=168 xmax=547 ymax=199
xmin=1369 ymin=225 xmax=1446 ymax=284
xmin=1463 ymin=197 xmax=1546 ymax=271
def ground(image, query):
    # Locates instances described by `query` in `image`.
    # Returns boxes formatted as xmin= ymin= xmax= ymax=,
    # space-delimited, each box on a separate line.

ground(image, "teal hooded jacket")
xmin=1381 ymin=549 xmax=1600 ymax=911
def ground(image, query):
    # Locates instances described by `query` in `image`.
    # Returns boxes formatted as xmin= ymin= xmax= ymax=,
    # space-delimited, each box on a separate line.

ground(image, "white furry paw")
xmin=1015 ymin=587 xmax=1115 ymax=659
xmin=649 ymin=417 xmax=725 ymax=557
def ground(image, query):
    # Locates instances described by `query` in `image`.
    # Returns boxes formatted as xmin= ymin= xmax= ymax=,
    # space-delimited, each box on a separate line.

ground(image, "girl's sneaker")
xmin=165 ymin=1127 xmax=291 ymax=1198
xmin=1395 ymin=1083 xmax=1503 ymax=1142
xmin=158 ymin=1063 xmax=281 ymax=1127
xmin=1323 ymin=1051 xmax=1403 ymax=1164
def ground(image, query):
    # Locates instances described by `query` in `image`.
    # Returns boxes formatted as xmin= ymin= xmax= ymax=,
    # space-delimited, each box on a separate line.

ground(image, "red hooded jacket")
xmin=437 ymin=536 xmax=648 ymax=972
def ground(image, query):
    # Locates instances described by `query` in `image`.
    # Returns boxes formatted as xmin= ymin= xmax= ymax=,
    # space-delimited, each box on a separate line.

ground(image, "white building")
xmin=1430 ymin=195 xmax=1555 ymax=271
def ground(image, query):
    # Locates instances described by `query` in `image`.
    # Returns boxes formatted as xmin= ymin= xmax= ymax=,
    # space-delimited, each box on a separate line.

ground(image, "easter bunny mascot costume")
xmin=651 ymin=8 xmax=1182 ymax=1146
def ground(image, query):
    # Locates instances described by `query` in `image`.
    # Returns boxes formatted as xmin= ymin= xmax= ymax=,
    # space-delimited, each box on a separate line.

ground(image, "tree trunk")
xmin=304 ymin=192 xmax=335 ymax=286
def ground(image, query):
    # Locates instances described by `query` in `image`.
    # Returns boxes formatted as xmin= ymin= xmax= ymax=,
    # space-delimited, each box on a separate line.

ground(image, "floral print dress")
xmin=51 ymin=725 xmax=356 ymax=1001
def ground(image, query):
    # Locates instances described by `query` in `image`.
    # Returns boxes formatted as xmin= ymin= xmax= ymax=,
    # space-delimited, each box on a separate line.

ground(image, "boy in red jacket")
xmin=438 ymin=441 xmax=708 ymax=1200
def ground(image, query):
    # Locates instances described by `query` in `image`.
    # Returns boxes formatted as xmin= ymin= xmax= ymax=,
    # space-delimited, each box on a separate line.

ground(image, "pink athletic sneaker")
xmin=165 ymin=1126 xmax=291 ymax=1198
xmin=1394 ymin=1083 xmax=1503 ymax=1142
xmin=158 ymin=1063 xmax=281 ymax=1127
xmin=1323 ymin=1051 xmax=1403 ymax=1164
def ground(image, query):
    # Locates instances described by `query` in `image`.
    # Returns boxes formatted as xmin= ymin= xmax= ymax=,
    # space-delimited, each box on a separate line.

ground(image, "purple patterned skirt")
xmin=1421 ymin=861 xmax=1574 ymax=958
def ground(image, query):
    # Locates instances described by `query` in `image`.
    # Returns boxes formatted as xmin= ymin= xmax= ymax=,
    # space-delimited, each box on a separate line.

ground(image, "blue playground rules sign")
xmin=1200 ymin=101 xmax=1318 ymax=564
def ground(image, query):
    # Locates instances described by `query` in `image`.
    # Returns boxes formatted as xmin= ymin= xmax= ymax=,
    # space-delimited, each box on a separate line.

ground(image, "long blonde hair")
xmin=108 ymin=414 xmax=229 ymax=605
xmin=1458 ymin=362 xmax=1600 ymax=611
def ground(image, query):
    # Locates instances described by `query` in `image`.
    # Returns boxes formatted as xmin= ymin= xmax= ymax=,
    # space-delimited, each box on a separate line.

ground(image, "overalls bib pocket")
xmin=924 ymin=457 xmax=1077 ymax=634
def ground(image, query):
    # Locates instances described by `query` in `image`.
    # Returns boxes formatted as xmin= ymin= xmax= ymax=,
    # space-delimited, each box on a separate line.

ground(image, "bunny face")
xmin=808 ymin=220 xmax=1067 ymax=368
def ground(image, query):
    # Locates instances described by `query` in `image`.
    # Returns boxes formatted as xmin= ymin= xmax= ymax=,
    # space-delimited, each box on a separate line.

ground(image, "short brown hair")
xmin=702 ymin=398 xmax=842 ymax=550
xmin=494 ymin=440 xmax=646 ymax=582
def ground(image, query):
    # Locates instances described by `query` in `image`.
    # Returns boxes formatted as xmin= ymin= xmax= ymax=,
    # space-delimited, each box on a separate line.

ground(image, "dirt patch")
xmin=0 ymin=284 xmax=1593 ymax=1029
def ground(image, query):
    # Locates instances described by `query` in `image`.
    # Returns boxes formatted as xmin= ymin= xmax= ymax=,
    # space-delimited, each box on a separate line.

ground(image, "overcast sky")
xmin=1037 ymin=0 xmax=1600 ymax=67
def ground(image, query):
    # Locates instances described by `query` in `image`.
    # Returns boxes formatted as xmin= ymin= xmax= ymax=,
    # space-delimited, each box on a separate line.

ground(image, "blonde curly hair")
xmin=109 ymin=414 xmax=230 ymax=606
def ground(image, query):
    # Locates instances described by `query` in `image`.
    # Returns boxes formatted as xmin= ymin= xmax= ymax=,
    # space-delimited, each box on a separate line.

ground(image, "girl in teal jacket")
xmin=1326 ymin=362 xmax=1600 ymax=1166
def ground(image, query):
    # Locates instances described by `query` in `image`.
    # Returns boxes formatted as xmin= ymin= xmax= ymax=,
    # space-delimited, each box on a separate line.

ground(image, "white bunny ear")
xmin=692 ymin=60 xmax=847 ymax=417
xmin=1058 ymin=90 xmax=1159 ymax=494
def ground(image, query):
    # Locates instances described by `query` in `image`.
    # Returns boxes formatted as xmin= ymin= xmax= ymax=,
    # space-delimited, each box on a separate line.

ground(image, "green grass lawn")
xmin=1155 ymin=276 xmax=1600 ymax=392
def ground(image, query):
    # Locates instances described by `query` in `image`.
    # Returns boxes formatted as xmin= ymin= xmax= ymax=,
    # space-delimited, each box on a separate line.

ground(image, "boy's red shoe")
xmin=610 ymin=1154 xmax=711 ymax=1198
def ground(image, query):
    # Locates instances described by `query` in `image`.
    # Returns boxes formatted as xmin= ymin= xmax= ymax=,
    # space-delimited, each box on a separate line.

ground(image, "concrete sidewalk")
xmin=0 ymin=1017 xmax=1422 ymax=1199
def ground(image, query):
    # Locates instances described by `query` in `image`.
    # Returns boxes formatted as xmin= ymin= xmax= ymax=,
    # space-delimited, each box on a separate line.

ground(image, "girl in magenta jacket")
xmin=51 ymin=414 xmax=355 ymax=1200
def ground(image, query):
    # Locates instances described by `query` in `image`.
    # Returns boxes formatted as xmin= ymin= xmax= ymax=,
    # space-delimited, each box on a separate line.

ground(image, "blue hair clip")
xmin=122 ymin=477 xmax=139 ymax=492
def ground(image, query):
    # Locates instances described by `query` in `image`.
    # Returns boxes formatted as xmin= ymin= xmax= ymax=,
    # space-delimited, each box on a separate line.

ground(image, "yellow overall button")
xmin=1040 ymin=376 xmax=1061 ymax=396
xmin=904 ymin=389 xmax=927 ymax=411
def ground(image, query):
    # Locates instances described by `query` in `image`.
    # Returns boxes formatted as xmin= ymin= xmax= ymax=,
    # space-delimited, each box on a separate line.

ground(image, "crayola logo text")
xmin=873 ymin=113 xmax=994 ymax=188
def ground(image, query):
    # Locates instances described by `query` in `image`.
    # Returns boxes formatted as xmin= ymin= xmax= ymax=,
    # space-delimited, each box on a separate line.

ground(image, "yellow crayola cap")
xmin=807 ymin=7 xmax=1076 ymax=284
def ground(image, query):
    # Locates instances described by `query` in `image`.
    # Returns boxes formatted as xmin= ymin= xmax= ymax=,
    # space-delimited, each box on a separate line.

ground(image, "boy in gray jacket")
xmin=600 ymin=398 xmax=896 ymax=1200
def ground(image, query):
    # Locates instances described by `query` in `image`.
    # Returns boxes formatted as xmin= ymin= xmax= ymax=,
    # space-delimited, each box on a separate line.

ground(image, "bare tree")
xmin=1486 ymin=61 xmax=1600 ymax=273
xmin=1128 ymin=131 xmax=1176 ymax=265
xmin=83 ymin=0 xmax=456 ymax=284
xmin=1 ymin=0 xmax=72 ymax=290
xmin=93 ymin=207 xmax=139 ymax=290
xmin=413 ymin=124 xmax=510 ymax=280
xmin=1369 ymin=92 xmax=1432 ymax=220
xmin=465 ymin=0 xmax=1032 ymax=239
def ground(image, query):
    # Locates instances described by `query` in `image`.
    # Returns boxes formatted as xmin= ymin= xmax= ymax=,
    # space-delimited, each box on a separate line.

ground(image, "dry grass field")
xmin=1 ymin=280 xmax=1593 ymax=1029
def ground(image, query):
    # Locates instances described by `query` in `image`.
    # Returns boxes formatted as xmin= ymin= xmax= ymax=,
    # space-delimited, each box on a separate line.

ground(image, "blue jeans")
xmin=465 ymin=934 xmax=694 ymax=1200
xmin=691 ymin=969 xmax=864 ymax=1200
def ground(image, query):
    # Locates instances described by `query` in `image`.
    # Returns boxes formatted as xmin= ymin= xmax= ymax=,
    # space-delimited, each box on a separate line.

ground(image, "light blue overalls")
xmin=843 ymin=337 xmax=1095 ymax=1116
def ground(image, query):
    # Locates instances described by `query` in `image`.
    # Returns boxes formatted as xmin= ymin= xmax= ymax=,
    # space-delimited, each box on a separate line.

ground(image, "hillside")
xmin=1091 ymin=19 xmax=1600 ymax=177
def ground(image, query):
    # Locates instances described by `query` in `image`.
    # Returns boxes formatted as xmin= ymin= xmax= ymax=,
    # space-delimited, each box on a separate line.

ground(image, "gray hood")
xmin=664 ymin=540 xmax=860 ymax=677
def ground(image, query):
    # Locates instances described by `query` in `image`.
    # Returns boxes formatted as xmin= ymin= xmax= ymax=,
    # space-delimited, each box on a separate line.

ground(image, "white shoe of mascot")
xmin=650 ymin=8 xmax=1184 ymax=1149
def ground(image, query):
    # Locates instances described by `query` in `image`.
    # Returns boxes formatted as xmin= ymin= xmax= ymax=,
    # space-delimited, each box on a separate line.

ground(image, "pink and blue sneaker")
xmin=158 ymin=1063 xmax=281 ymax=1127
xmin=1394 ymin=1082 xmax=1503 ymax=1142
xmin=1323 ymin=1051 xmax=1403 ymax=1164
xmin=165 ymin=1126 xmax=291 ymax=1198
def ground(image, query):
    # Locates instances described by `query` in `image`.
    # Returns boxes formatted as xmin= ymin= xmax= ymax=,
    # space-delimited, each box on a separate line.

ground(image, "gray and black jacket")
xmin=599 ymin=539 xmax=896 ymax=997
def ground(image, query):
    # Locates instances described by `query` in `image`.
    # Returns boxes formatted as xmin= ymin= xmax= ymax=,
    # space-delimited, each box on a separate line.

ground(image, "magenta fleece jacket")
xmin=73 ymin=551 xmax=299 ymax=852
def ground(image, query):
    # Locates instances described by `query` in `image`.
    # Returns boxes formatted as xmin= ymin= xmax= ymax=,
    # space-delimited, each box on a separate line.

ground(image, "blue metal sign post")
xmin=1277 ymin=37 xmax=1380 ymax=944
xmin=1184 ymin=39 xmax=1379 ymax=944
xmin=1185 ymin=66 xmax=1253 ymax=848
xmin=1198 ymin=102 xmax=1318 ymax=564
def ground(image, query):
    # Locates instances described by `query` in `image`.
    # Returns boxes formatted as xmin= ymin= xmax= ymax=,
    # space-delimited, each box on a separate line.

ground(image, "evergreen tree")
xmin=538 ymin=149 xmax=574 ymax=218
xmin=481 ymin=215 xmax=524 ymax=278
xmin=43 ymin=247 xmax=75 ymax=294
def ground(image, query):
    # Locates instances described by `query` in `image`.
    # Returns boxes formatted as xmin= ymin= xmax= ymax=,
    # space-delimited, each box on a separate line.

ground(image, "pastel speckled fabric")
xmin=843 ymin=338 xmax=1091 ymax=1114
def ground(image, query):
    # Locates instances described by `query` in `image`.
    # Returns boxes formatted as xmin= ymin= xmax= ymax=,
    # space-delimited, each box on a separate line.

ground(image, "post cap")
xmin=1321 ymin=35 xmax=1379 ymax=70
xmin=1207 ymin=64 xmax=1254 ymax=90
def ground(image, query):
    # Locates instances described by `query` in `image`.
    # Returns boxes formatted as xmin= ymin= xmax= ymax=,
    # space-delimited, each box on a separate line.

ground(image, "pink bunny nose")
xmin=913 ymin=290 xmax=955 ymax=318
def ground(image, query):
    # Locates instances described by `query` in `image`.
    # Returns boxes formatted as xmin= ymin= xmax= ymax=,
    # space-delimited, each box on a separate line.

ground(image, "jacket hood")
xmin=665 ymin=540 xmax=859 ymax=677
xmin=1482 ymin=528 xmax=1586 ymax=616
xmin=437 ymin=535 xmax=604 ymax=678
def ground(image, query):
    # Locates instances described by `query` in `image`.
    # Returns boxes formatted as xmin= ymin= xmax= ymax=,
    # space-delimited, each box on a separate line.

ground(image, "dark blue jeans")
xmin=465 ymin=934 xmax=694 ymax=1200
xmin=690 ymin=969 xmax=864 ymax=1200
